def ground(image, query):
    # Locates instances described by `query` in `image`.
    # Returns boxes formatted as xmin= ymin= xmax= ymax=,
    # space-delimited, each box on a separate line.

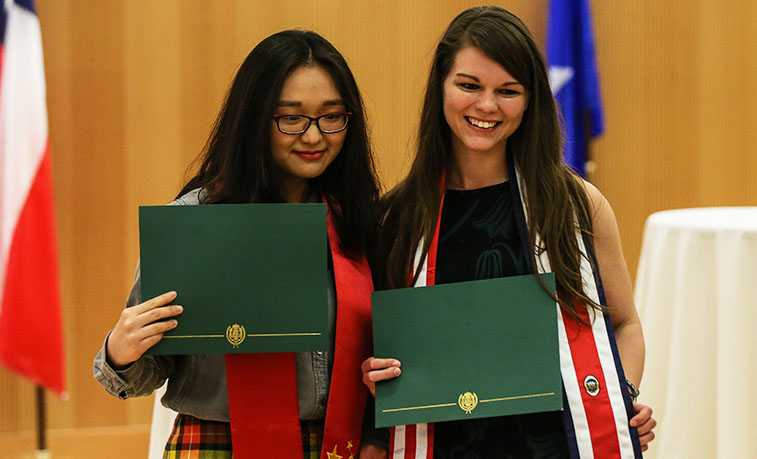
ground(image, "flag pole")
xmin=35 ymin=385 xmax=50 ymax=458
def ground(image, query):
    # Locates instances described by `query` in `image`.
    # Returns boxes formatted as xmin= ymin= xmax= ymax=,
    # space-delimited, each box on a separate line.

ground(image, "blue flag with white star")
xmin=547 ymin=0 xmax=604 ymax=178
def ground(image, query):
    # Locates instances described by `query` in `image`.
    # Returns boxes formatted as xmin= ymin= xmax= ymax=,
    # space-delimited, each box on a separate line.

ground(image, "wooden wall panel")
xmin=66 ymin=0 xmax=136 ymax=430
xmin=4 ymin=0 xmax=756 ymax=456
xmin=696 ymin=2 xmax=757 ymax=207
xmin=591 ymin=1 xmax=757 ymax=279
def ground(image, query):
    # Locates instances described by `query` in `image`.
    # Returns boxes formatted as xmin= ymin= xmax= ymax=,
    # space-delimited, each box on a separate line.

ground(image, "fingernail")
xmin=392 ymin=360 xmax=401 ymax=367
xmin=394 ymin=368 xmax=401 ymax=376
xmin=176 ymin=306 xmax=184 ymax=313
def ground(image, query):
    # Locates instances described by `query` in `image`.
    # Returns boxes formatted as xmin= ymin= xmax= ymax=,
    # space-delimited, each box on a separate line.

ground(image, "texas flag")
xmin=547 ymin=0 xmax=605 ymax=178
xmin=0 ymin=0 xmax=65 ymax=395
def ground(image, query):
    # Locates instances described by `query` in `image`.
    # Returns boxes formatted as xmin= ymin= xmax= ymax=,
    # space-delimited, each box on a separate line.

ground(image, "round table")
xmin=635 ymin=207 xmax=757 ymax=458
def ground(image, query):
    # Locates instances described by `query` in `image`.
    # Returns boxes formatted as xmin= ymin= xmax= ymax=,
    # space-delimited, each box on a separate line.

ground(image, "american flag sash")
xmin=389 ymin=160 xmax=642 ymax=458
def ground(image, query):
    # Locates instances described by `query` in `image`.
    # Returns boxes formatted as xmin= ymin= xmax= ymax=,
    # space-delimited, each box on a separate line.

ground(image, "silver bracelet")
xmin=626 ymin=379 xmax=640 ymax=402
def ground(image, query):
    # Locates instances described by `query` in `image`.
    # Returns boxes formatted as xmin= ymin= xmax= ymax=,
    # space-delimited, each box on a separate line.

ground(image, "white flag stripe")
xmin=392 ymin=425 xmax=406 ymax=459
xmin=413 ymin=240 xmax=428 ymax=288
xmin=415 ymin=423 xmax=428 ymax=459
xmin=0 ymin=2 xmax=49 ymax=311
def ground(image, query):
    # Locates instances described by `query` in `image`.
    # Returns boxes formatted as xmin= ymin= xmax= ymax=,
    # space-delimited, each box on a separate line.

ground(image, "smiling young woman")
xmin=360 ymin=6 xmax=656 ymax=459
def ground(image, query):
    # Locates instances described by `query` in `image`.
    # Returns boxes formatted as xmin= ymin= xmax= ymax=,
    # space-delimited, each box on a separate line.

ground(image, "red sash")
xmin=388 ymin=170 xmax=641 ymax=458
xmin=225 ymin=202 xmax=373 ymax=458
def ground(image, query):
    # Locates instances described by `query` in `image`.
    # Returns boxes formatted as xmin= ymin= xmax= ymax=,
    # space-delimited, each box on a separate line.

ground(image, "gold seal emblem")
xmin=458 ymin=391 xmax=478 ymax=414
xmin=225 ymin=324 xmax=246 ymax=348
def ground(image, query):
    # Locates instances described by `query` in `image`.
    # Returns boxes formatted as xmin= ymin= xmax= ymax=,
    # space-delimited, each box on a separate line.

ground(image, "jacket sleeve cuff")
xmin=93 ymin=332 xmax=155 ymax=399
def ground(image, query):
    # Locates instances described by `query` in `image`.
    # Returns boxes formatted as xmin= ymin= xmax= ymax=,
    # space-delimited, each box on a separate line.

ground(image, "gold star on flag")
xmin=327 ymin=445 xmax=343 ymax=459
xmin=347 ymin=440 xmax=353 ymax=449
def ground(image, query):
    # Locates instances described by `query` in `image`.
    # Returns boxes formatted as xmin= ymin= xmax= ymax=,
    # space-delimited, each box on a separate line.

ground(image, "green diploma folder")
xmin=372 ymin=274 xmax=562 ymax=427
xmin=140 ymin=203 xmax=328 ymax=355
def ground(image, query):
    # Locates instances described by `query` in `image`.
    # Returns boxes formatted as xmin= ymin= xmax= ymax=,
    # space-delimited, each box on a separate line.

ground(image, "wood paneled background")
xmin=1 ymin=1 xmax=755 ymax=457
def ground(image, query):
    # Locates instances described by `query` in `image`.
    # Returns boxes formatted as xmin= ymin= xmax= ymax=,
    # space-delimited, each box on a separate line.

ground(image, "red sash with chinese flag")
xmin=225 ymin=202 xmax=373 ymax=458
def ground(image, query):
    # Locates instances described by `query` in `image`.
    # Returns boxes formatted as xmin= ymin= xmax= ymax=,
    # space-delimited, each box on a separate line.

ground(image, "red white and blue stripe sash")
xmin=389 ymin=162 xmax=641 ymax=458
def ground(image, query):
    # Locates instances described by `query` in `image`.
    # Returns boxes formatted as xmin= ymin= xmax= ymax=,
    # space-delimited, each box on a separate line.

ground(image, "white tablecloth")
xmin=635 ymin=207 xmax=757 ymax=458
xmin=149 ymin=383 xmax=177 ymax=459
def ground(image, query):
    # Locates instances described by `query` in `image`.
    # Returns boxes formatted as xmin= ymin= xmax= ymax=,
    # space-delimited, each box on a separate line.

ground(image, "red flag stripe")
xmin=0 ymin=145 xmax=64 ymax=393
xmin=403 ymin=424 xmax=416 ymax=459
xmin=424 ymin=193 xmax=443 ymax=287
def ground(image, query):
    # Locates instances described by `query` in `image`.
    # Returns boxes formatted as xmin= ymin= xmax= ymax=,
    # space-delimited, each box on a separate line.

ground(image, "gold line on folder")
xmin=163 ymin=335 xmax=225 ymax=339
xmin=382 ymin=402 xmax=457 ymax=413
xmin=382 ymin=392 xmax=555 ymax=413
xmin=162 ymin=333 xmax=322 ymax=339
xmin=479 ymin=392 xmax=555 ymax=403
xmin=246 ymin=333 xmax=322 ymax=337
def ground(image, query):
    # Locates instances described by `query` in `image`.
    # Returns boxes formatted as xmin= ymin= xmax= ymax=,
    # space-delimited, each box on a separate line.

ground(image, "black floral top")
xmin=434 ymin=182 xmax=568 ymax=459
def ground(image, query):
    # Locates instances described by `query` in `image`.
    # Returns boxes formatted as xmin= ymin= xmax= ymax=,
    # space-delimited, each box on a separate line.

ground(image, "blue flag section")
xmin=547 ymin=0 xmax=604 ymax=178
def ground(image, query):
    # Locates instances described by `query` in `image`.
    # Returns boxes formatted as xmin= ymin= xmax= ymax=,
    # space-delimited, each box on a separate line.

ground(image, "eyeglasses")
xmin=272 ymin=112 xmax=352 ymax=135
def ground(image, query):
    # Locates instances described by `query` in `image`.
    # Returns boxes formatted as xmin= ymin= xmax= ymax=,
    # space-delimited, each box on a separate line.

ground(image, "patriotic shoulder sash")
xmin=389 ymin=159 xmax=642 ymax=458
xmin=225 ymin=200 xmax=373 ymax=458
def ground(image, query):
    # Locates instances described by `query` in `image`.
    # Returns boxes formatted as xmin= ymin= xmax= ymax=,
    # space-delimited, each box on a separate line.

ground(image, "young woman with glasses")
xmin=94 ymin=30 xmax=380 ymax=458
xmin=360 ymin=6 xmax=656 ymax=458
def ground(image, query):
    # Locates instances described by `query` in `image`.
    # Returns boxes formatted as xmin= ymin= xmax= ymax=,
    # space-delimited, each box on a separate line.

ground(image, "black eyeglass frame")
xmin=272 ymin=112 xmax=353 ymax=135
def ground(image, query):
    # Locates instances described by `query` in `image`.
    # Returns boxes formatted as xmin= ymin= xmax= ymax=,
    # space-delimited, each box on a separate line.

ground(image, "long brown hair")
xmin=374 ymin=6 xmax=598 ymax=317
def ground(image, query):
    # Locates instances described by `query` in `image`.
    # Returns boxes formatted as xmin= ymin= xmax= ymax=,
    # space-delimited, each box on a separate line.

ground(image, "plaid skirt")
xmin=163 ymin=414 xmax=325 ymax=458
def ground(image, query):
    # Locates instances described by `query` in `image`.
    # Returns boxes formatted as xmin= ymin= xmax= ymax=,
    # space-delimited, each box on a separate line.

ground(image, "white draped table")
xmin=149 ymin=383 xmax=177 ymax=459
xmin=634 ymin=207 xmax=757 ymax=458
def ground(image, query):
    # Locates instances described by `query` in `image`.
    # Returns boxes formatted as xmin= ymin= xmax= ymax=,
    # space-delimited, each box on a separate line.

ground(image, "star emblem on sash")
xmin=327 ymin=439 xmax=356 ymax=458
xmin=327 ymin=445 xmax=343 ymax=459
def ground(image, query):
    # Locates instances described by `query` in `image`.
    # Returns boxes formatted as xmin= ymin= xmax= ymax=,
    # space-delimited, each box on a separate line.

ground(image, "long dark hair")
xmin=376 ymin=7 xmax=597 ymax=317
xmin=179 ymin=30 xmax=380 ymax=250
